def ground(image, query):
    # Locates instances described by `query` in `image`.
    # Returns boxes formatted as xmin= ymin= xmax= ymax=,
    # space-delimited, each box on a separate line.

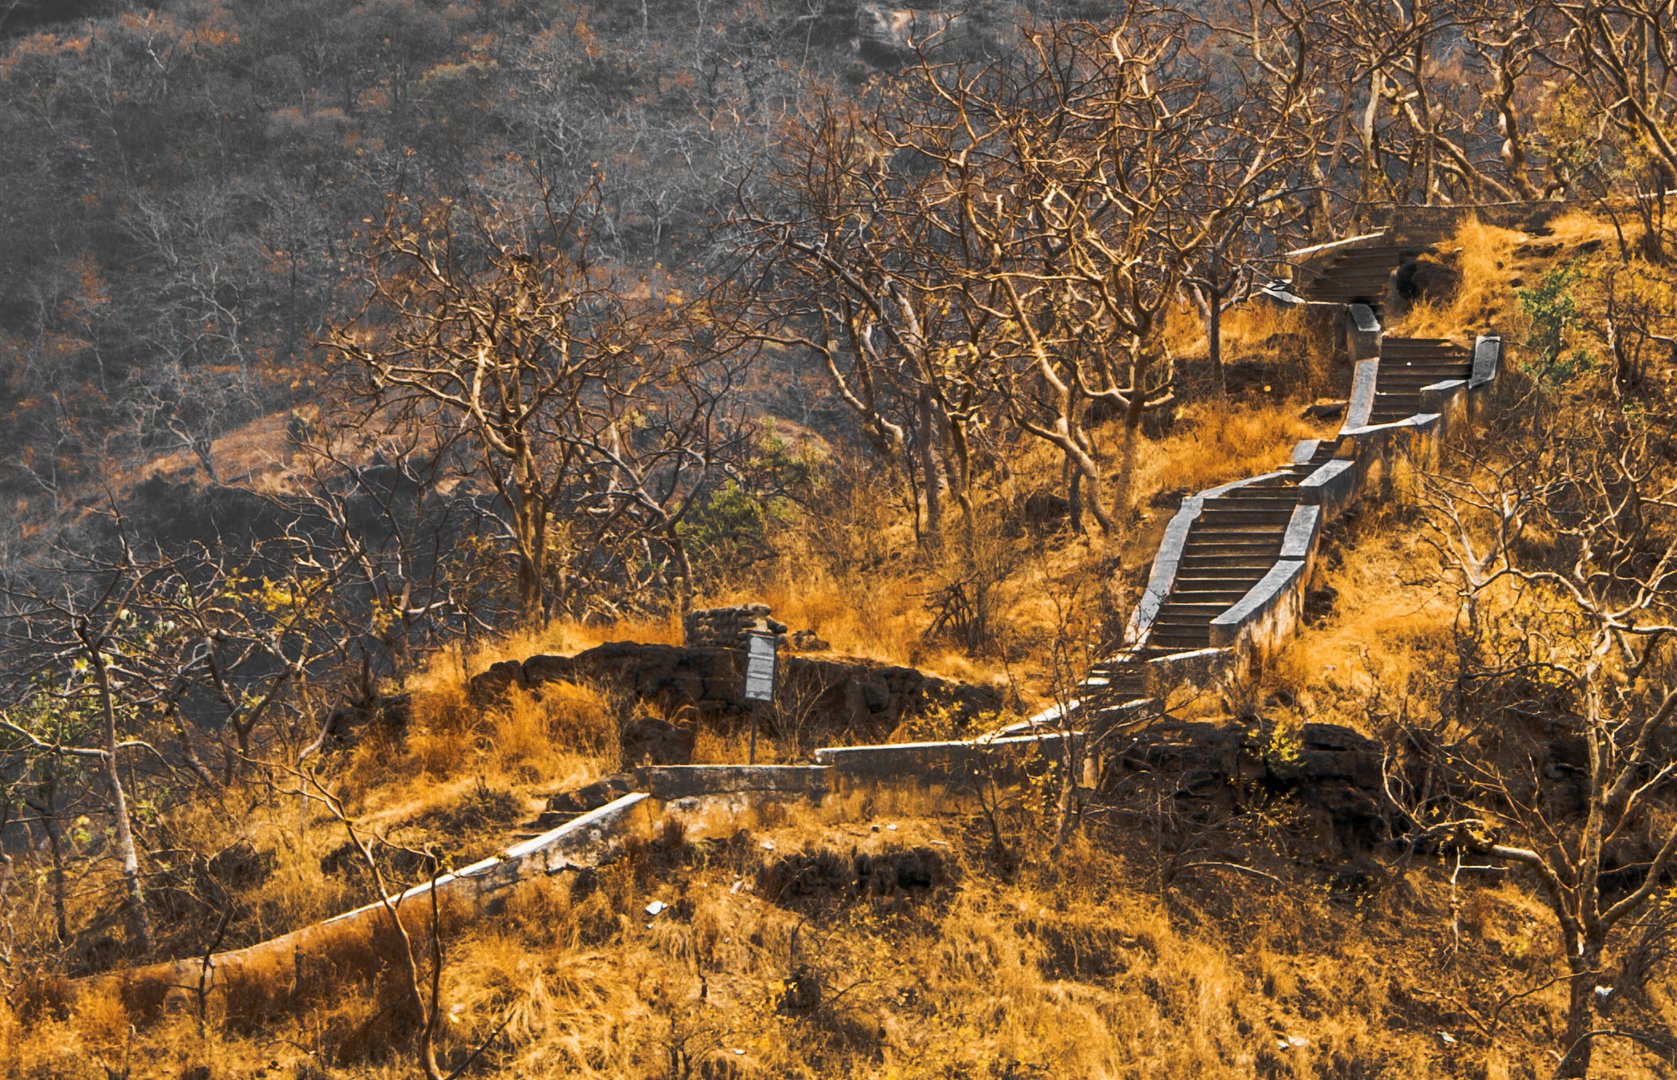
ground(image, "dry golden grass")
xmin=1219 ymin=300 xmax=1311 ymax=363
xmin=449 ymin=612 xmax=684 ymax=678
xmin=1394 ymin=216 xmax=1526 ymax=340
xmin=19 ymin=795 xmax=1665 ymax=1079
xmin=1267 ymin=501 xmax=1456 ymax=734
xmin=1161 ymin=293 xmax=1212 ymax=359
xmin=1543 ymin=207 xmax=1628 ymax=250
xmin=1133 ymin=400 xmax=1324 ymax=504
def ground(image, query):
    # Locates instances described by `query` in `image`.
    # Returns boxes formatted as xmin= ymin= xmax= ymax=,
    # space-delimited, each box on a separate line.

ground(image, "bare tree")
xmin=331 ymin=181 xmax=751 ymax=622
xmin=742 ymin=96 xmax=991 ymax=542
xmin=1388 ymin=413 xmax=1677 ymax=1078
xmin=1544 ymin=0 xmax=1677 ymax=196
xmin=749 ymin=15 xmax=1294 ymax=534
xmin=0 ymin=535 xmax=170 ymax=955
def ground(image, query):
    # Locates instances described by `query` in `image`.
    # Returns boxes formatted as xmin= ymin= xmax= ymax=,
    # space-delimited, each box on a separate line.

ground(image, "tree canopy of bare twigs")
xmin=1387 ymin=408 xmax=1677 ymax=1077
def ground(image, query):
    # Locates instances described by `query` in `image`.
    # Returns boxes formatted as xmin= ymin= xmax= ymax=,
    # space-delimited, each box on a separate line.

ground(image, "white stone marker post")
xmin=743 ymin=630 xmax=778 ymax=764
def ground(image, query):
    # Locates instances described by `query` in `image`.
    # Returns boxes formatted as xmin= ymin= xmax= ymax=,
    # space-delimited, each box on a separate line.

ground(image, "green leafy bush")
xmin=1515 ymin=263 xmax=1595 ymax=391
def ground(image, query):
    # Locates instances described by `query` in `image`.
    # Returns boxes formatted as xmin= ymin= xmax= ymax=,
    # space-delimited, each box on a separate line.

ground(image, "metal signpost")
xmin=743 ymin=631 xmax=777 ymax=764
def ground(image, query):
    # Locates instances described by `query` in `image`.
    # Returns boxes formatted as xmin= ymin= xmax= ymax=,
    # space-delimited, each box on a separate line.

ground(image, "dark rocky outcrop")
xmin=535 ymin=775 xmax=639 ymax=830
xmin=469 ymin=641 xmax=1001 ymax=738
xmin=622 ymin=715 xmax=697 ymax=765
xmin=1392 ymin=256 xmax=1462 ymax=306
xmin=319 ymin=693 xmax=411 ymax=749
xmin=1104 ymin=720 xmax=1393 ymax=855
xmin=1019 ymin=489 xmax=1071 ymax=531
xmin=757 ymin=844 xmax=952 ymax=906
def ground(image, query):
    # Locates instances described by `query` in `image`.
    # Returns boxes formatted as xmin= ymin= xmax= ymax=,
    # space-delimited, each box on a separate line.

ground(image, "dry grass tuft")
xmin=489 ymin=682 xmax=622 ymax=784
xmin=1543 ymin=208 xmax=1625 ymax=250
xmin=1220 ymin=300 xmax=1310 ymax=362
xmin=1269 ymin=502 xmax=1456 ymax=733
xmin=341 ymin=672 xmax=620 ymax=821
xmin=459 ymin=614 xmax=684 ymax=676
xmin=1398 ymin=217 xmax=1527 ymax=339
xmin=1134 ymin=400 xmax=1321 ymax=504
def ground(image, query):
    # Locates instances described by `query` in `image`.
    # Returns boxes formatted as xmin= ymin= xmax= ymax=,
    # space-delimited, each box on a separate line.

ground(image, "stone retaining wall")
xmin=682 ymin=603 xmax=787 ymax=648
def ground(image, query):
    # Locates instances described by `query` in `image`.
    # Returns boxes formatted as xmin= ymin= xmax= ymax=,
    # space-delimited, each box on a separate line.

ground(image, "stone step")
xmin=1174 ymin=569 xmax=1271 ymax=582
xmin=1198 ymin=508 xmax=1296 ymax=523
xmin=1157 ymin=600 xmax=1235 ymax=614
xmin=1150 ymin=617 xmax=1216 ymax=632
xmin=1169 ymin=588 xmax=1255 ymax=601
xmin=1148 ymin=632 xmax=1212 ymax=650
xmin=1382 ymin=345 xmax=1464 ymax=356
xmin=1382 ymin=348 xmax=1467 ymax=359
xmin=1180 ymin=529 xmax=1281 ymax=540
xmin=1176 ymin=558 xmax=1282 ymax=571
xmin=1379 ymin=371 xmax=1469 ymax=384
xmin=1149 ymin=623 xmax=1214 ymax=638
xmin=1177 ymin=565 xmax=1274 ymax=578
xmin=1188 ymin=524 xmax=1289 ymax=537
xmin=1172 ymin=575 xmax=1264 ymax=588
xmin=1381 ymin=336 xmax=1458 ymax=347
xmin=1181 ymin=545 xmax=1283 ymax=559
xmin=1185 ymin=535 xmax=1287 ymax=548
xmin=1380 ymin=361 xmax=1469 ymax=373
xmin=1171 ymin=583 xmax=1265 ymax=596
xmin=1086 ymin=667 xmax=1147 ymax=684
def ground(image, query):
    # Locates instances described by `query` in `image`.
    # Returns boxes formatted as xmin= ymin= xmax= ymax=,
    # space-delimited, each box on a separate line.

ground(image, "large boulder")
xmin=1393 ymin=256 xmax=1461 ymax=306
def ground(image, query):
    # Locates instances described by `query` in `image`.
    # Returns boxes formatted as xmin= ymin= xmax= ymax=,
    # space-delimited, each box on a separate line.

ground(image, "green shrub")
xmin=1515 ymin=263 xmax=1594 ymax=391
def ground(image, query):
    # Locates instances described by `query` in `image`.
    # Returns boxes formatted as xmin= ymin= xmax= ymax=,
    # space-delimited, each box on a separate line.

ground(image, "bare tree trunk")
xmin=84 ymin=632 xmax=152 ymax=954
xmin=515 ymin=482 xmax=547 ymax=625
xmin=1207 ymin=286 xmax=1226 ymax=398
xmin=669 ymin=533 xmax=696 ymax=614
xmin=1555 ymin=941 xmax=1602 ymax=1079
xmin=919 ymin=391 xmax=943 ymax=543
xmin=1108 ymin=407 xmax=1144 ymax=529
xmin=41 ymin=800 xmax=70 ymax=944
xmin=1065 ymin=460 xmax=1084 ymax=533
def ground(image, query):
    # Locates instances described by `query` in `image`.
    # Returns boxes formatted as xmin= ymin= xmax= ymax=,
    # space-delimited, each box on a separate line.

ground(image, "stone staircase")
xmin=1143 ymin=479 xmax=1301 ymax=653
xmin=1365 ymin=337 xmax=1474 ymax=424
xmin=1290 ymin=240 xmax=1432 ymax=310
xmin=1076 ymin=245 xmax=1501 ymax=722
xmin=1079 ymin=476 xmax=1306 ymax=709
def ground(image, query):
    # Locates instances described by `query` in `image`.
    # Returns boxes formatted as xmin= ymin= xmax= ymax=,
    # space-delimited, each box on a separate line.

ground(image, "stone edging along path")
xmin=98 ymin=727 xmax=1077 ymax=999
xmin=92 ymin=217 xmax=1507 ymax=1005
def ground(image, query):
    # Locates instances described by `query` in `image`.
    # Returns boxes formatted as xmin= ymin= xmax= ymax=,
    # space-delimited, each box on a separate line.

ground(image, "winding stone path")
xmin=1077 ymin=238 xmax=1504 ymax=721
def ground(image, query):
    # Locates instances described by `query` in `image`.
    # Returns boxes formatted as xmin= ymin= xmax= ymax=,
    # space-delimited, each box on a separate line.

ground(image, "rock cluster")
xmin=756 ymin=844 xmax=950 ymax=906
xmin=1106 ymin=720 xmax=1391 ymax=857
xmin=682 ymin=604 xmax=788 ymax=649
xmin=469 ymin=640 xmax=1001 ymax=737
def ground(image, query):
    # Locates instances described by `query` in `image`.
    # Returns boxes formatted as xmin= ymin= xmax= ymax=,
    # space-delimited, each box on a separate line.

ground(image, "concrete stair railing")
xmin=1076 ymin=226 xmax=1506 ymax=722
